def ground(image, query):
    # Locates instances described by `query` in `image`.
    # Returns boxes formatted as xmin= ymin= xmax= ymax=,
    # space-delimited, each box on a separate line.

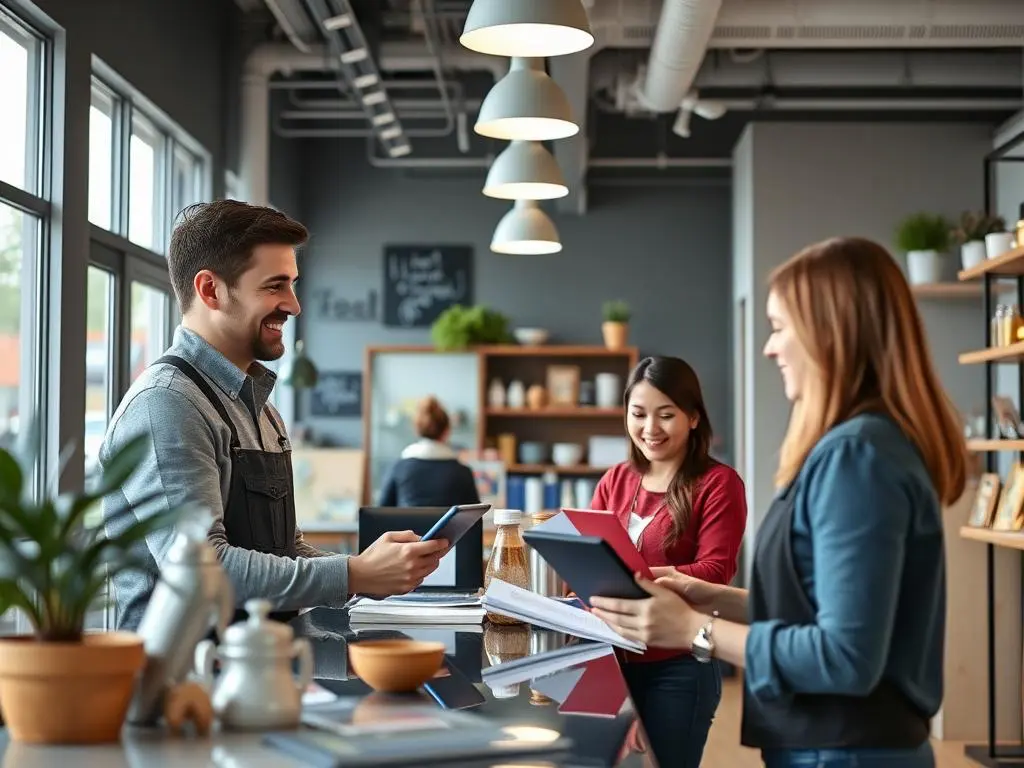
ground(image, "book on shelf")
xmin=481 ymin=579 xmax=645 ymax=653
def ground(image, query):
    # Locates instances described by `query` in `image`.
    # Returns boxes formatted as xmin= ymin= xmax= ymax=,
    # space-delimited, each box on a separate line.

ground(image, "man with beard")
xmin=101 ymin=200 xmax=448 ymax=631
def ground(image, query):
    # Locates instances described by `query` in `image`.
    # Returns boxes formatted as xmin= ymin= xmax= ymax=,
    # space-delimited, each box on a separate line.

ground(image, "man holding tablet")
xmin=101 ymin=200 xmax=449 ymax=630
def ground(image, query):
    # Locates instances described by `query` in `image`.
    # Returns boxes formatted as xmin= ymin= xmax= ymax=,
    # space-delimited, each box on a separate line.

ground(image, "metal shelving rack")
xmin=959 ymin=122 xmax=1024 ymax=768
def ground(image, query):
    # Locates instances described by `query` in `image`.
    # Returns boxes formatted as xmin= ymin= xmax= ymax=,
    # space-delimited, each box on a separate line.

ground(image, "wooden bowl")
xmin=348 ymin=640 xmax=446 ymax=693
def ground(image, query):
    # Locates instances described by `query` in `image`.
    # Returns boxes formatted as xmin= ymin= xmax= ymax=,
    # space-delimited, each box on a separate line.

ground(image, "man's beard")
xmin=252 ymin=313 xmax=288 ymax=362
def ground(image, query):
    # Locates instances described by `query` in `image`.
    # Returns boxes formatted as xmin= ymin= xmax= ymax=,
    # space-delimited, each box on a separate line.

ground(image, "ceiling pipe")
xmin=640 ymin=0 xmax=723 ymax=112
xmin=240 ymin=41 xmax=501 ymax=203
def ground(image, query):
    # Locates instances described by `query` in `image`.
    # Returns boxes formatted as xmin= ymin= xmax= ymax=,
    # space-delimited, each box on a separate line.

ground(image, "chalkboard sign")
xmin=309 ymin=371 xmax=362 ymax=418
xmin=383 ymin=245 xmax=473 ymax=328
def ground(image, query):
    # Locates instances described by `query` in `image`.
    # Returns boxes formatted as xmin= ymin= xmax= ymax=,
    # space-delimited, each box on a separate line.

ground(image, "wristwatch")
xmin=691 ymin=611 xmax=718 ymax=663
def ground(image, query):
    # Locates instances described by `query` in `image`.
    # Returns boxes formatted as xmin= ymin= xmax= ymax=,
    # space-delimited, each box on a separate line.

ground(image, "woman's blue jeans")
xmin=621 ymin=654 xmax=722 ymax=768
xmin=763 ymin=740 xmax=935 ymax=768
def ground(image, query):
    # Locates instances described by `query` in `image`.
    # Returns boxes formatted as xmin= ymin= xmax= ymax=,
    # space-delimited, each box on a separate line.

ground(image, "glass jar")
xmin=484 ymin=509 xmax=530 ymax=625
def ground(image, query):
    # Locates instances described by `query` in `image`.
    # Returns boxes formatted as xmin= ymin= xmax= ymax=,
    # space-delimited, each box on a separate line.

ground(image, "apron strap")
xmin=155 ymin=355 xmax=241 ymax=449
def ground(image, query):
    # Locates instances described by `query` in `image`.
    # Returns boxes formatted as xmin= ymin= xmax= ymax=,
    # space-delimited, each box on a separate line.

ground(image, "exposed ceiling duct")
xmin=639 ymin=0 xmax=722 ymax=113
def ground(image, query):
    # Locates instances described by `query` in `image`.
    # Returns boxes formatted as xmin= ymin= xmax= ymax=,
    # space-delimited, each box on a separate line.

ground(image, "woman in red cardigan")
xmin=591 ymin=355 xmax=747 ymax=768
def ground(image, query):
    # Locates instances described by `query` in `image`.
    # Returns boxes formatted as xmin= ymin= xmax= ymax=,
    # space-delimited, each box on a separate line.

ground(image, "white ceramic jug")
xmin=194 ymin=598 xmax=313 ymax=730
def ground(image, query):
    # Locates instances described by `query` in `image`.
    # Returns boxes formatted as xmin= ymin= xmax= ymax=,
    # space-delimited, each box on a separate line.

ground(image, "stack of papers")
xmin=349 ymin=593 xmax=486 ymax=626
xmin=481 ymin=579 xmax=645 ymax=653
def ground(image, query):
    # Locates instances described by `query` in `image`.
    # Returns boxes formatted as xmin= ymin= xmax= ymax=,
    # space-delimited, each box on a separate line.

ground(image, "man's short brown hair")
xmin=168 ymin=200 xmax=309 ymax=312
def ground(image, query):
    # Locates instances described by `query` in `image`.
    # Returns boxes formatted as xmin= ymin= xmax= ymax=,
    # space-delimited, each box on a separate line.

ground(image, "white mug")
xmin=595 ymin=373 xmax=622 ymax=408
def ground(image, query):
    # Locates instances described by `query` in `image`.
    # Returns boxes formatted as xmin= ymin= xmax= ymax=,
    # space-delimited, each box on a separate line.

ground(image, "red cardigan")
xmin=590 ymin=460 xmax=747 ymax=663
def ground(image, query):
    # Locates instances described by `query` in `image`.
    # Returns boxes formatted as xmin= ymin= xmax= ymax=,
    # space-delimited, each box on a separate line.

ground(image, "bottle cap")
xmin=494 ymin=509 xmax=522 ymax=526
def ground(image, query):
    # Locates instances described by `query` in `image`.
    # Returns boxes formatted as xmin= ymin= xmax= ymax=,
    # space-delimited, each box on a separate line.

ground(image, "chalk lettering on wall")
xmin=312 ymin=288 xmax=379 ymax=322
xmin=309 ymin=371 xmax=363 ymax=418
xmin=383 ymin=245 xmax=473 ymax=328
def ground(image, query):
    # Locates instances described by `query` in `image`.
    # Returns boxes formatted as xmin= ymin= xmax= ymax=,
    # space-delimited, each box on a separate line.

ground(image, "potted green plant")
xmin=951 ymin=211 xmax=1006 ymax=270
xmin=895 ymin=212 xmax=951 ymax=285
xmin=430 ymin=304 xmax=512 ymax=351
xmin=602 ymin=300 xmax=631 ymax=350
xmin=0 ymin=427 xmax=182 ymax=744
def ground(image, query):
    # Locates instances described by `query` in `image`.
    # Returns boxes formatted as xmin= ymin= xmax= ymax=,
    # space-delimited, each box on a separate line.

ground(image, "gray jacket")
xmin=101 ymin=326 xmax=350 ymax=631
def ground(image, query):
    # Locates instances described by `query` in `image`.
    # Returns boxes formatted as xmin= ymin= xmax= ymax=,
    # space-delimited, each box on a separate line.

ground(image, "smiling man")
xmin=101 ymin=200 xmax=448 ymax=631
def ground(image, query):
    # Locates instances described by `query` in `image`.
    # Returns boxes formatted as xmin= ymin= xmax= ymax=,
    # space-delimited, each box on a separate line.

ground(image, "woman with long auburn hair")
xmin=591 ymin=237 xmax=966 ymax=768
xmin=589 ymin=355 xmax=747 ymax=768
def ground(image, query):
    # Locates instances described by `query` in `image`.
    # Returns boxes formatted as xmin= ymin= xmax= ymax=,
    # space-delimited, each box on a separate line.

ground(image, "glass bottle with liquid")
xmin=484 ymin=509 xmax=530 ymax=625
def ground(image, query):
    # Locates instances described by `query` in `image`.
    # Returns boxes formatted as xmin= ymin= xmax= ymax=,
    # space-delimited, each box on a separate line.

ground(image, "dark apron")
xmin=740 ymin=483 xmax=930 ymax=750
xmin=157 ymin=355 xmax=299 ymax=625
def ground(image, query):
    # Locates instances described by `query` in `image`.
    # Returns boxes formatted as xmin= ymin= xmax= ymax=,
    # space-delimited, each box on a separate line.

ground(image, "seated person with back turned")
xmin=378 ymin=396 xmax=481 ymax=507
xmin=101 ymin=200 xmax=448 ymax=630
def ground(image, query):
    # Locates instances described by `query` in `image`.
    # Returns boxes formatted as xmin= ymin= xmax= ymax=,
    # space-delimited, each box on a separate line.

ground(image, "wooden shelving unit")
xmin=967 ymin=439 xmax=1024 ymax=452
xmin=912 ymin=282 xmax=985 ymax=299
xmin=960 ymin=525 xmax=1024 ymax=552
xmin=959 ymin=341 xmax=1024 ymax=365
xmin=361 ymin=344 xmax=639 ymax=506
xmin=485 ymin=406 xmax=624 ymax=418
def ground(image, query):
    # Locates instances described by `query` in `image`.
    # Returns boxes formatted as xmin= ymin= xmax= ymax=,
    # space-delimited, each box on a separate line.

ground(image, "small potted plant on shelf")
xmin=430 ymin=304 xmax=512 ymax=351
xmin=602 ymin=300 xmax=631 ymax=350
xmin=951 ymin=211 xmax=1006 ymax=271
xmin=895 ymin=212 xmax=951 ymax=285
xmin=0 ymin=425 xmax=183 ymax=744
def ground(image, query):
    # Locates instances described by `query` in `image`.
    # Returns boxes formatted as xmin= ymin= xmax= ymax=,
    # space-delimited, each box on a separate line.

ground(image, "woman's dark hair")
xmin=624 ymin=356 xmax=714 ymax=546
xmin=414 ymin=396 xmax=450 ymax=441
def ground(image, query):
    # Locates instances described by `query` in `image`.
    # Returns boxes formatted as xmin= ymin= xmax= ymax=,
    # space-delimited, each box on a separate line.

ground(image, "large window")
xmin=85 ymin=265 xmax=114 ymax=481
xmin=0 ymin=5 xmax=49 ymax=635
xmin=0 ymin=11 xmax=41 ymax=195
xmin=88 ymin=83 xmax=117 ymax=229
xmin=88 ymin=66 xmax=211 ymax=256
xmin=130 ymin=281 xmax=169 ymax=383
xmin=0 ymin=202 xmax=40 ymax=453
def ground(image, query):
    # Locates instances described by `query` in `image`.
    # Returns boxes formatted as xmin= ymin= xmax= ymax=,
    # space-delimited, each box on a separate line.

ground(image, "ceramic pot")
xmin=0 ymin=631 xmax=145 ymax=744
xmin=906 ymin=249 xmax=943 ymax=285
xmin=601 ymin=321 xmax=629 ymax=350
xmin=986 ymin=231 xmax=1015 ymax=259
xmin=961 ymin=240 xmax=987 ymax=271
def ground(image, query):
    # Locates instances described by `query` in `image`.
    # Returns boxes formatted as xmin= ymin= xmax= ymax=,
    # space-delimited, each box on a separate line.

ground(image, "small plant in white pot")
xmin=602 ymin=300 xmax=631 ymax=350
xmin=0 ymin=426 xmax=182 ymax=744
xmin=896 ymin=212 xmax=951 ymax=285
xmin=951 ymin=211 xmax=1005 ymax=271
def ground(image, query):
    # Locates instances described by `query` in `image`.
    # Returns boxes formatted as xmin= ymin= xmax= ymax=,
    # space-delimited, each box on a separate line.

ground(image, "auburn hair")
xmin=769 ymin=236 xmax=967 ymax=505
xmin=624 ymin=356 xmax=714 ymax=546
xmin=414 ymin=396 xmax=450 ymax=441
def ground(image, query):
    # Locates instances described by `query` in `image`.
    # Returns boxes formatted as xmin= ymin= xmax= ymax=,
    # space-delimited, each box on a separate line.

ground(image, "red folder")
xmin=558 ymin=653 xmax=629 ymax=717
xmin=561 ymin=508 xmax=654 ymax=581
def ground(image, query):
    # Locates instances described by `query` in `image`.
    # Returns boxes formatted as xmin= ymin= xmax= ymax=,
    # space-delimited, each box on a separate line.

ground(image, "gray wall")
xmin=734 ymin=121 xmax=992 ymax=545
xmin=293 ymin=141 xmax=733 ymax=449
xmin=34 ymin=0 xmax=241 ymax=188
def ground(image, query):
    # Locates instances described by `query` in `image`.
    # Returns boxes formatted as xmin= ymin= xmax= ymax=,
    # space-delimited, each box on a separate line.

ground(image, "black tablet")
xmin=522 ymin=530 xmax=650 ymax=606
xmin=421 ymin=503 xmax=492 ymax=547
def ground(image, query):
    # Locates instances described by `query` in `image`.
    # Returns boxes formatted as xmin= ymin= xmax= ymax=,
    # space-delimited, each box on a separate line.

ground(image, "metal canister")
xmin=526 ymin=511 xmax=566 ymax=598
xmin=126 ymin=517 xmax=235 ymax=725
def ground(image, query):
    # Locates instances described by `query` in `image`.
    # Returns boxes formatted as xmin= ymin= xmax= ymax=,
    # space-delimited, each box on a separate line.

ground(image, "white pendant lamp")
xmin=475 ymin=58 xmax=578 ymax=141
xmin=483 ymin=141 xmax=568 ymax=200
xmin=460 ymin=0 xmax=594 ymax=58
xmin=491 ymin=200 xmax=562 ymax=255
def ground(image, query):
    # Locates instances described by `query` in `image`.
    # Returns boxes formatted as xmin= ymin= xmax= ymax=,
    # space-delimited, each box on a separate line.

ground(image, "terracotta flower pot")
xmin=0 ymin=631 xmax=145 ymax=744
xmin=602 ymin=321 xmax=629 ymax=350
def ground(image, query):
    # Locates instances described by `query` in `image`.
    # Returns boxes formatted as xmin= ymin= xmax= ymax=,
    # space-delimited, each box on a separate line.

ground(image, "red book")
xmin=561 ymin=508 xmax=654 ymax=581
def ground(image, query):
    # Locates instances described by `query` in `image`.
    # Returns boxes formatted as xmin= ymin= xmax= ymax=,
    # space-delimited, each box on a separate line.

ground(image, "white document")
xmin=481 ymin=579 xmax=645 ymax=653
xmin=421 ymin=547 xmax=458 ymax=587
